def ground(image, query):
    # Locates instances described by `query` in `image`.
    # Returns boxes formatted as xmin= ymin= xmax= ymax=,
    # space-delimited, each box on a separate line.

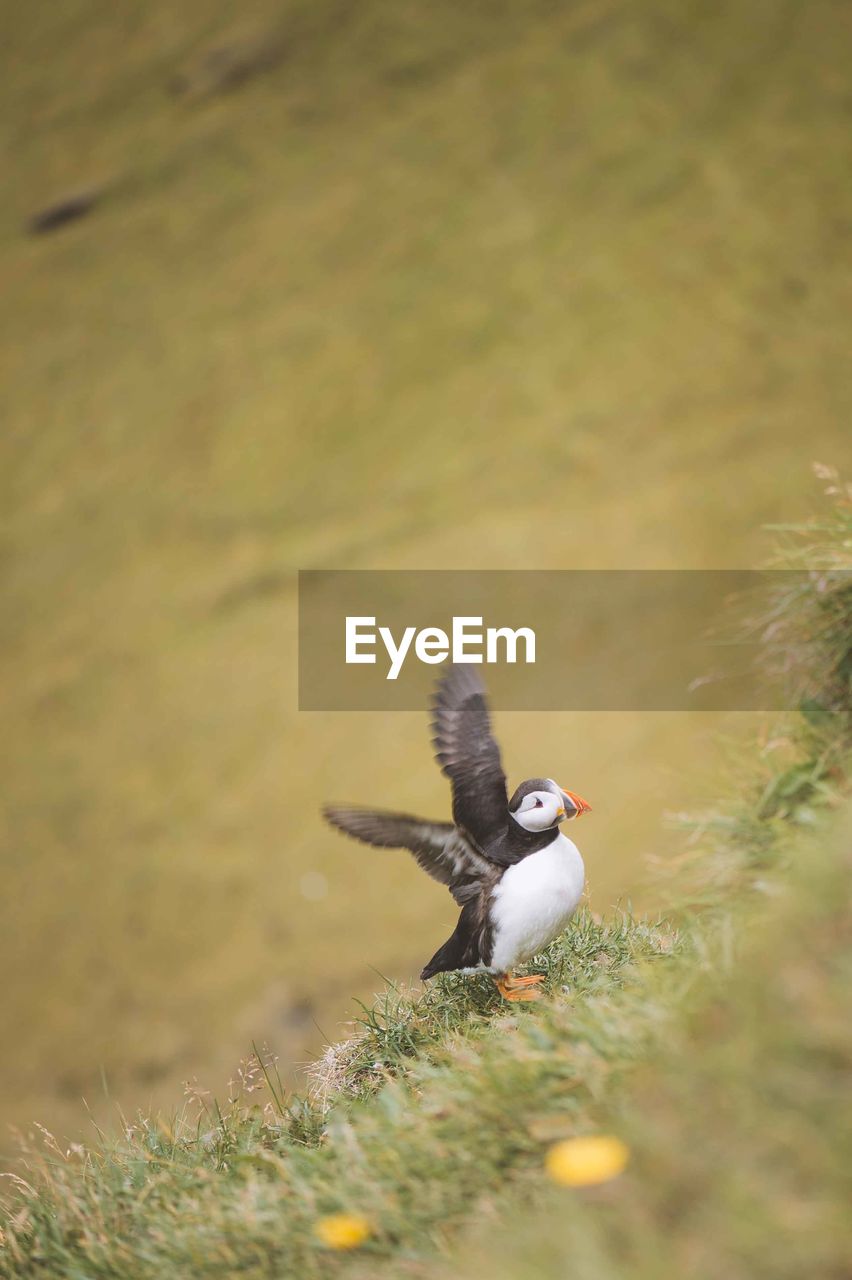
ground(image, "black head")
xmin=508 ymin=778 xmax=591 ymax=831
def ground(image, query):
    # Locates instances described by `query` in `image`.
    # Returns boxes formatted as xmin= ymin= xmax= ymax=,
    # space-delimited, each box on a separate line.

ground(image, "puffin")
xmin=322 ymin=665 xmax=591 ymax=1002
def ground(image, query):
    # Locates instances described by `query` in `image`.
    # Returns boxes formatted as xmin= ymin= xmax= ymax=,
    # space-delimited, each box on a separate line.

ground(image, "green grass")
xmin=437 ymin=811 xmax=852 ymax=1280
xmin=2 ymin=489 xmax=849 ymax=1277
xmin=0 ymin=916 xmax=678 ymax=1278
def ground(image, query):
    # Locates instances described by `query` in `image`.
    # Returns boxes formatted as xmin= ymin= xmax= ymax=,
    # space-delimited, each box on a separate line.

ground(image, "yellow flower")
xmin=313 ymin=1212 xmax=371 ymax=1250
xmin=545 ymin=1135 xmax=629 ymax=1187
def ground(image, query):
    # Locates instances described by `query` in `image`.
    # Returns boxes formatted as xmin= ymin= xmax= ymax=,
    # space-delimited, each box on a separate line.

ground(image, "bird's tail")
xmin=420 ymin=937 xmax=459 ymax=980
xmin=420 ymin=899 xmax=481 ymax=979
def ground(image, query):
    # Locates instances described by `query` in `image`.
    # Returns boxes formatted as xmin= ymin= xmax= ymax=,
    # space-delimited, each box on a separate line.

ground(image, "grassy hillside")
xmin=1 ymin=489 xmax=849 ymax=1277
xmin=2 ymin=0 xmax=851 ymax=1144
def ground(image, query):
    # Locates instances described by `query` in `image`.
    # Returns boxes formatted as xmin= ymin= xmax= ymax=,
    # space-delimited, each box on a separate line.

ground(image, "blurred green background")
xmin=1 ymin=0 xmax=849 ymax=1146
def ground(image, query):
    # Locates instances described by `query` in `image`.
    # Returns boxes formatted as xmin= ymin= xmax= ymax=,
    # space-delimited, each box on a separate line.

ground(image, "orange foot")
xmin=494 ymin=972 xmax=544 ymax=1002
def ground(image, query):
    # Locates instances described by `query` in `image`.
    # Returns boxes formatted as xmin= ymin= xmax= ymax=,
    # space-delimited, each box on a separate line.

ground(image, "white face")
xmin=511 ymin=788 xmax=566 ymax=832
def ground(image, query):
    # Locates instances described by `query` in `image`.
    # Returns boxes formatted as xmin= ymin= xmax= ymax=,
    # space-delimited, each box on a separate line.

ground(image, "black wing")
xmin=322 ymin=805 xmax=491 ymax=903
xmin=430 ymin=665 xmax=508 ymax=852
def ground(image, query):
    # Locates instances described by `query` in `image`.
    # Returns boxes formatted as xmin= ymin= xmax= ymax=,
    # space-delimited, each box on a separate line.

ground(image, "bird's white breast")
xmin=489 ymin=832 xmax=585 ymax=973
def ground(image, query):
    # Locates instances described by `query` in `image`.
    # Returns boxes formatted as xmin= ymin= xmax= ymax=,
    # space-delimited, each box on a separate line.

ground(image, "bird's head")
xmin=508 ymin=778 xmax=592 ymax=831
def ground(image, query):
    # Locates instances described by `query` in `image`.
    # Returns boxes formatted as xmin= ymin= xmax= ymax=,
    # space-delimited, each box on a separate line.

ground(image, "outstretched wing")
xmin=430 ymin=665 xmax=508 ymax=852
xmin=322 ymin=805 xmax=490 ymax=903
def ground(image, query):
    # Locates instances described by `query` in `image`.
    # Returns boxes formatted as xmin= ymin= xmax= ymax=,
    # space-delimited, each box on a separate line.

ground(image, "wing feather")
xmin=430 ymin=665 xmax=508 ymax=850
xmin=322 ymin=805 xmax=489 ymax=902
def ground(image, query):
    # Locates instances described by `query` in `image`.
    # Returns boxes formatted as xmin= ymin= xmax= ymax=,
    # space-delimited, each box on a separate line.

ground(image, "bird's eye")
xmin=534 ymin=798 xmax=543 ymax=808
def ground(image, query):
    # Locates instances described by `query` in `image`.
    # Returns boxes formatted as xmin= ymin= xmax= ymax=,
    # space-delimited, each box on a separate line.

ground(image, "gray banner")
xmin=298 ymin=570 xmax=840 ymax=710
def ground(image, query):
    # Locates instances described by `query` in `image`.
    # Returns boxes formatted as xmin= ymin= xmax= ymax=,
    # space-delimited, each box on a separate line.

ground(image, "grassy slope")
xmin=440 ymin=811 xmax=852 ymax=1280
xmin=1 ymin=493 xmax=849 ymax=1277
xmin=2 ymin=0 xmax=851 ymax=1145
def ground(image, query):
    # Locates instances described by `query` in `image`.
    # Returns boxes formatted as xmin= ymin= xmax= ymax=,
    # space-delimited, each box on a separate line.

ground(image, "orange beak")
xmin=562 ymin=789 xmax=592 ymax=817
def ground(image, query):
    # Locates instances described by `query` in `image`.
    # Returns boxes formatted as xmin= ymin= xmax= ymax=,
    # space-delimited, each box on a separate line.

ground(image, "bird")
xmin=322 ymin=665 xmax=591 ymax=1002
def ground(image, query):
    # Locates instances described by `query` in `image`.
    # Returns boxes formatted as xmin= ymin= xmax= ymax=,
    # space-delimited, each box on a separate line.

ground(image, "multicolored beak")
xmin=561 ymin=788 xmax=592 ymax=818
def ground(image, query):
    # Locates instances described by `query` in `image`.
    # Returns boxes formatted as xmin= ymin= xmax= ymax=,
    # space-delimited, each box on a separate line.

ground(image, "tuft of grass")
xmin=760 ymin=465 xmax=852 ymax=725
xmin=313 ymin=908 xmax=672 ymax=1106
xmin=661 ymin=474 xmax=852 ymax=910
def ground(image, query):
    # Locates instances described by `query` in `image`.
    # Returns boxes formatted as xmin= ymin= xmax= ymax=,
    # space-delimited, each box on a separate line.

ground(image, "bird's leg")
xmin=509 ymin=973 xmax=546 ymax=987
xmin=494 ymin=972 xmax=543 ymax=1002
